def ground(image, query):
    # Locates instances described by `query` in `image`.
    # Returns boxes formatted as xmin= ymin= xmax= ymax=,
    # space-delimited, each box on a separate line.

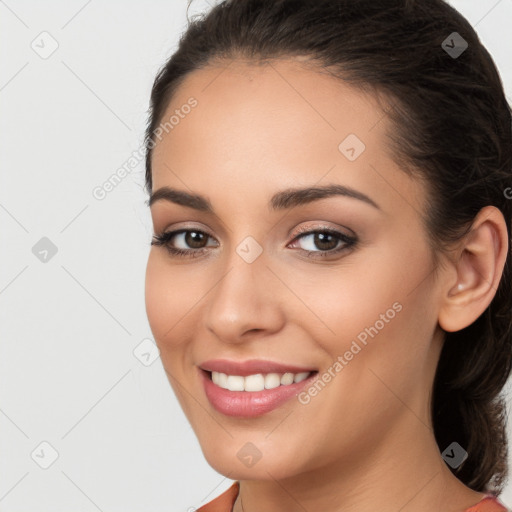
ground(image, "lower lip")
xmin=199 ymin=368 xmax=318 ymax=418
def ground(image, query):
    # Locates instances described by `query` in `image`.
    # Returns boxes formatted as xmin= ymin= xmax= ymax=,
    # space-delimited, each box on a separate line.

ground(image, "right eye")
xmin=151 ymin=229 xmax=219 ymax=258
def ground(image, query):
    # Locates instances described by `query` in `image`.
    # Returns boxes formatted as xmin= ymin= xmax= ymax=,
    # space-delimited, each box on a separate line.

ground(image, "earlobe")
xmin=438 ymin=206 xmax=509 ymax=333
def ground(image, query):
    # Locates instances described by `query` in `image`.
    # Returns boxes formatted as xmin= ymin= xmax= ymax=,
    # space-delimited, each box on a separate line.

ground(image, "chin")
xmin=200 ymin=438 xmax=304 ymax=481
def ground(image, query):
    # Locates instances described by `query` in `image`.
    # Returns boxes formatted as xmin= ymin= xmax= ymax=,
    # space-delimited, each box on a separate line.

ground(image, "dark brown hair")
xmin=144 ymin=0 xmax=512 ymax=495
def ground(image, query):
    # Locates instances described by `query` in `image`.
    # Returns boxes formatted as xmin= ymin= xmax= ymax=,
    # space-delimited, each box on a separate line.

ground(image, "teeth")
xmin=281 ymin=372 xmax=295 ymax=385
xmin=210 ymin=371 xmax=313 ymax=391
xmin=265 ymin=373 xmax=281 ymax=389
xmin=227 ymin=375 xmax=245 ymax=391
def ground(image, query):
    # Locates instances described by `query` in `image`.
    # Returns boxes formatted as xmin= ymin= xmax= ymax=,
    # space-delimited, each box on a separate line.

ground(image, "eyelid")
xmin=158 ymin=221 xmax=354 ymax=246
xmin=153 ymin=222 xmax=358 ymax=262
xmin=289 ymin=222 xmax=356 ymax=239
xmin=160 ymin=222 xmax=216 ymax=238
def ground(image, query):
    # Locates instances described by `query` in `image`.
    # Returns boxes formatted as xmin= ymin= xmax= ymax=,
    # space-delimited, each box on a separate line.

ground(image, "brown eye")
xmin=309 ymin=232 xmax=339 ymax=251
xmin=182 ymin=230 xmax=208 ymax=249
xmin=288 ymin=228 xmax=358 ymax=259
xmin=151 ymin=228 xmax=218 ymax=258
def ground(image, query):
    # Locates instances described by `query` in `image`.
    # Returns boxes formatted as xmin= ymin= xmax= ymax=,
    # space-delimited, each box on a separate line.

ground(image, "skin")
xmin=145 ymin=58 xmax=509 ymax=512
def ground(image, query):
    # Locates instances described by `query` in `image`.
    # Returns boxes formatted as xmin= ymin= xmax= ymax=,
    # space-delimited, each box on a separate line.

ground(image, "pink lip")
xmin=199 ymin=358 xmax=317 ymax=376
xmin=198 ymin=367 xmax=319 ymax=418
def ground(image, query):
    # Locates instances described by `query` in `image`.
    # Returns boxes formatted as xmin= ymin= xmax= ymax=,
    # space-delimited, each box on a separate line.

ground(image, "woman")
xmin=143 ymin=0 xmax=512 ymax=510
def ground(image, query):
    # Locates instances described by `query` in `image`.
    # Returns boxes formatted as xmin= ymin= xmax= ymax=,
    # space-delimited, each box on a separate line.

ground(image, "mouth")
xmin=198 ymin=358 xmax=318 ymax=377
xmin=198 ymin=366 xmax=319 ymax=417
xmin=202 ymin=368 xmax=317 ymax=391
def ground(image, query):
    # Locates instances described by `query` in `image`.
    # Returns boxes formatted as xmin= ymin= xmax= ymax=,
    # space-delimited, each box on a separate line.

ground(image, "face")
xmin=145 ymin=58 xmax=445 ymax=480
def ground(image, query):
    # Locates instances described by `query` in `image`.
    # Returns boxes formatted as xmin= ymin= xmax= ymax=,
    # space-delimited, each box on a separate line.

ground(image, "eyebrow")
xmin=147 ymin=183 xmax=381 ymax=212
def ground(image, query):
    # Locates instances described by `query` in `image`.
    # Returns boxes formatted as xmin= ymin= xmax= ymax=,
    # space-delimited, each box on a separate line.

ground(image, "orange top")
xmin=196 ymin=481 xmax=510 ymax=512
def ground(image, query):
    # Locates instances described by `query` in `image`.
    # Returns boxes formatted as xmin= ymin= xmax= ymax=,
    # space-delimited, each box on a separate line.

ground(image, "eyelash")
xmin=151 ymin=225 xmax=357 ymax=260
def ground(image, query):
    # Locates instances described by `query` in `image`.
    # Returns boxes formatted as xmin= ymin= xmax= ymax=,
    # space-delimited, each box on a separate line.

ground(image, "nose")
xmin=202 ymin=254 xmax=286 ymax=344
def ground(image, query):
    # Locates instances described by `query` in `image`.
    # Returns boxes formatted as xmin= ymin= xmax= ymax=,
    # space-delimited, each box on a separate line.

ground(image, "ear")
xmin=438 ymin=206 xmax=509 ymax=333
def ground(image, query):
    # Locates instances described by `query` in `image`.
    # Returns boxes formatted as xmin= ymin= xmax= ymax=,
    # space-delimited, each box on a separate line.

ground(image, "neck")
xmin=232 ymin=413 xmax=485 ymax=512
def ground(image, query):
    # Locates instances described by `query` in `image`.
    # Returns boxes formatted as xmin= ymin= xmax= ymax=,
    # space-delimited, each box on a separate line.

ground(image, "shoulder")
xmin=464 ymin=494 xmax=510 ymax=512
xmin=193 ymin=484 xmax=510 ymax=512
xmin=196 ymin=481 xmax=240 ymax=512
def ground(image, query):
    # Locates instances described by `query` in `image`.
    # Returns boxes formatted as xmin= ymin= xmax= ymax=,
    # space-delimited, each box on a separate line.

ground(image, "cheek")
xmin=294 ymin=246 xmax=414 ymax=336
xmin=145 ymin=254 xmax=200 ymax=411
xmin=144 ymin=252 xmax=199 ymax=349
xmin=298 ymin=238 xmax=435 ymax=376
xmin=144 ymin=254 xmax=169 ymax=340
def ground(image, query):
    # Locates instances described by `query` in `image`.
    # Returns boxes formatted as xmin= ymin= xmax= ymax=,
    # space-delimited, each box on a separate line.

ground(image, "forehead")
xmin=150 ymin=58 xmax=425 ymax=217
xmin=155 ymin=58 xmax=386 ymax=143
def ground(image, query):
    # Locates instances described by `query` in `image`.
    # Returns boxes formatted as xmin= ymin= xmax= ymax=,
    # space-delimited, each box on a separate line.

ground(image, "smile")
xmin=199 ymin=366 xmax=319 ymax=417
xmin=211 ymin=370 xmax=313 ymax=391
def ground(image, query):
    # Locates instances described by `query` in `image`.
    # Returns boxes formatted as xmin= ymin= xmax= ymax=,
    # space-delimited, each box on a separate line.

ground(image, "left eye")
xmin=289 ymin=229 xmax=357 ymax=254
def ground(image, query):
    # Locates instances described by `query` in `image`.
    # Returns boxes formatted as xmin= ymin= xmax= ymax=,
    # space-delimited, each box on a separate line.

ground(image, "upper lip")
xmin=199 ymin=359 xmax=317 ymax=376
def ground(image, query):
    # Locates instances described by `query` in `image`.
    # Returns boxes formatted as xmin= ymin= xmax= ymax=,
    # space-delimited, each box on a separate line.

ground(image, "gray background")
xmin=1 ymin=1 xmax=511 ymax=510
